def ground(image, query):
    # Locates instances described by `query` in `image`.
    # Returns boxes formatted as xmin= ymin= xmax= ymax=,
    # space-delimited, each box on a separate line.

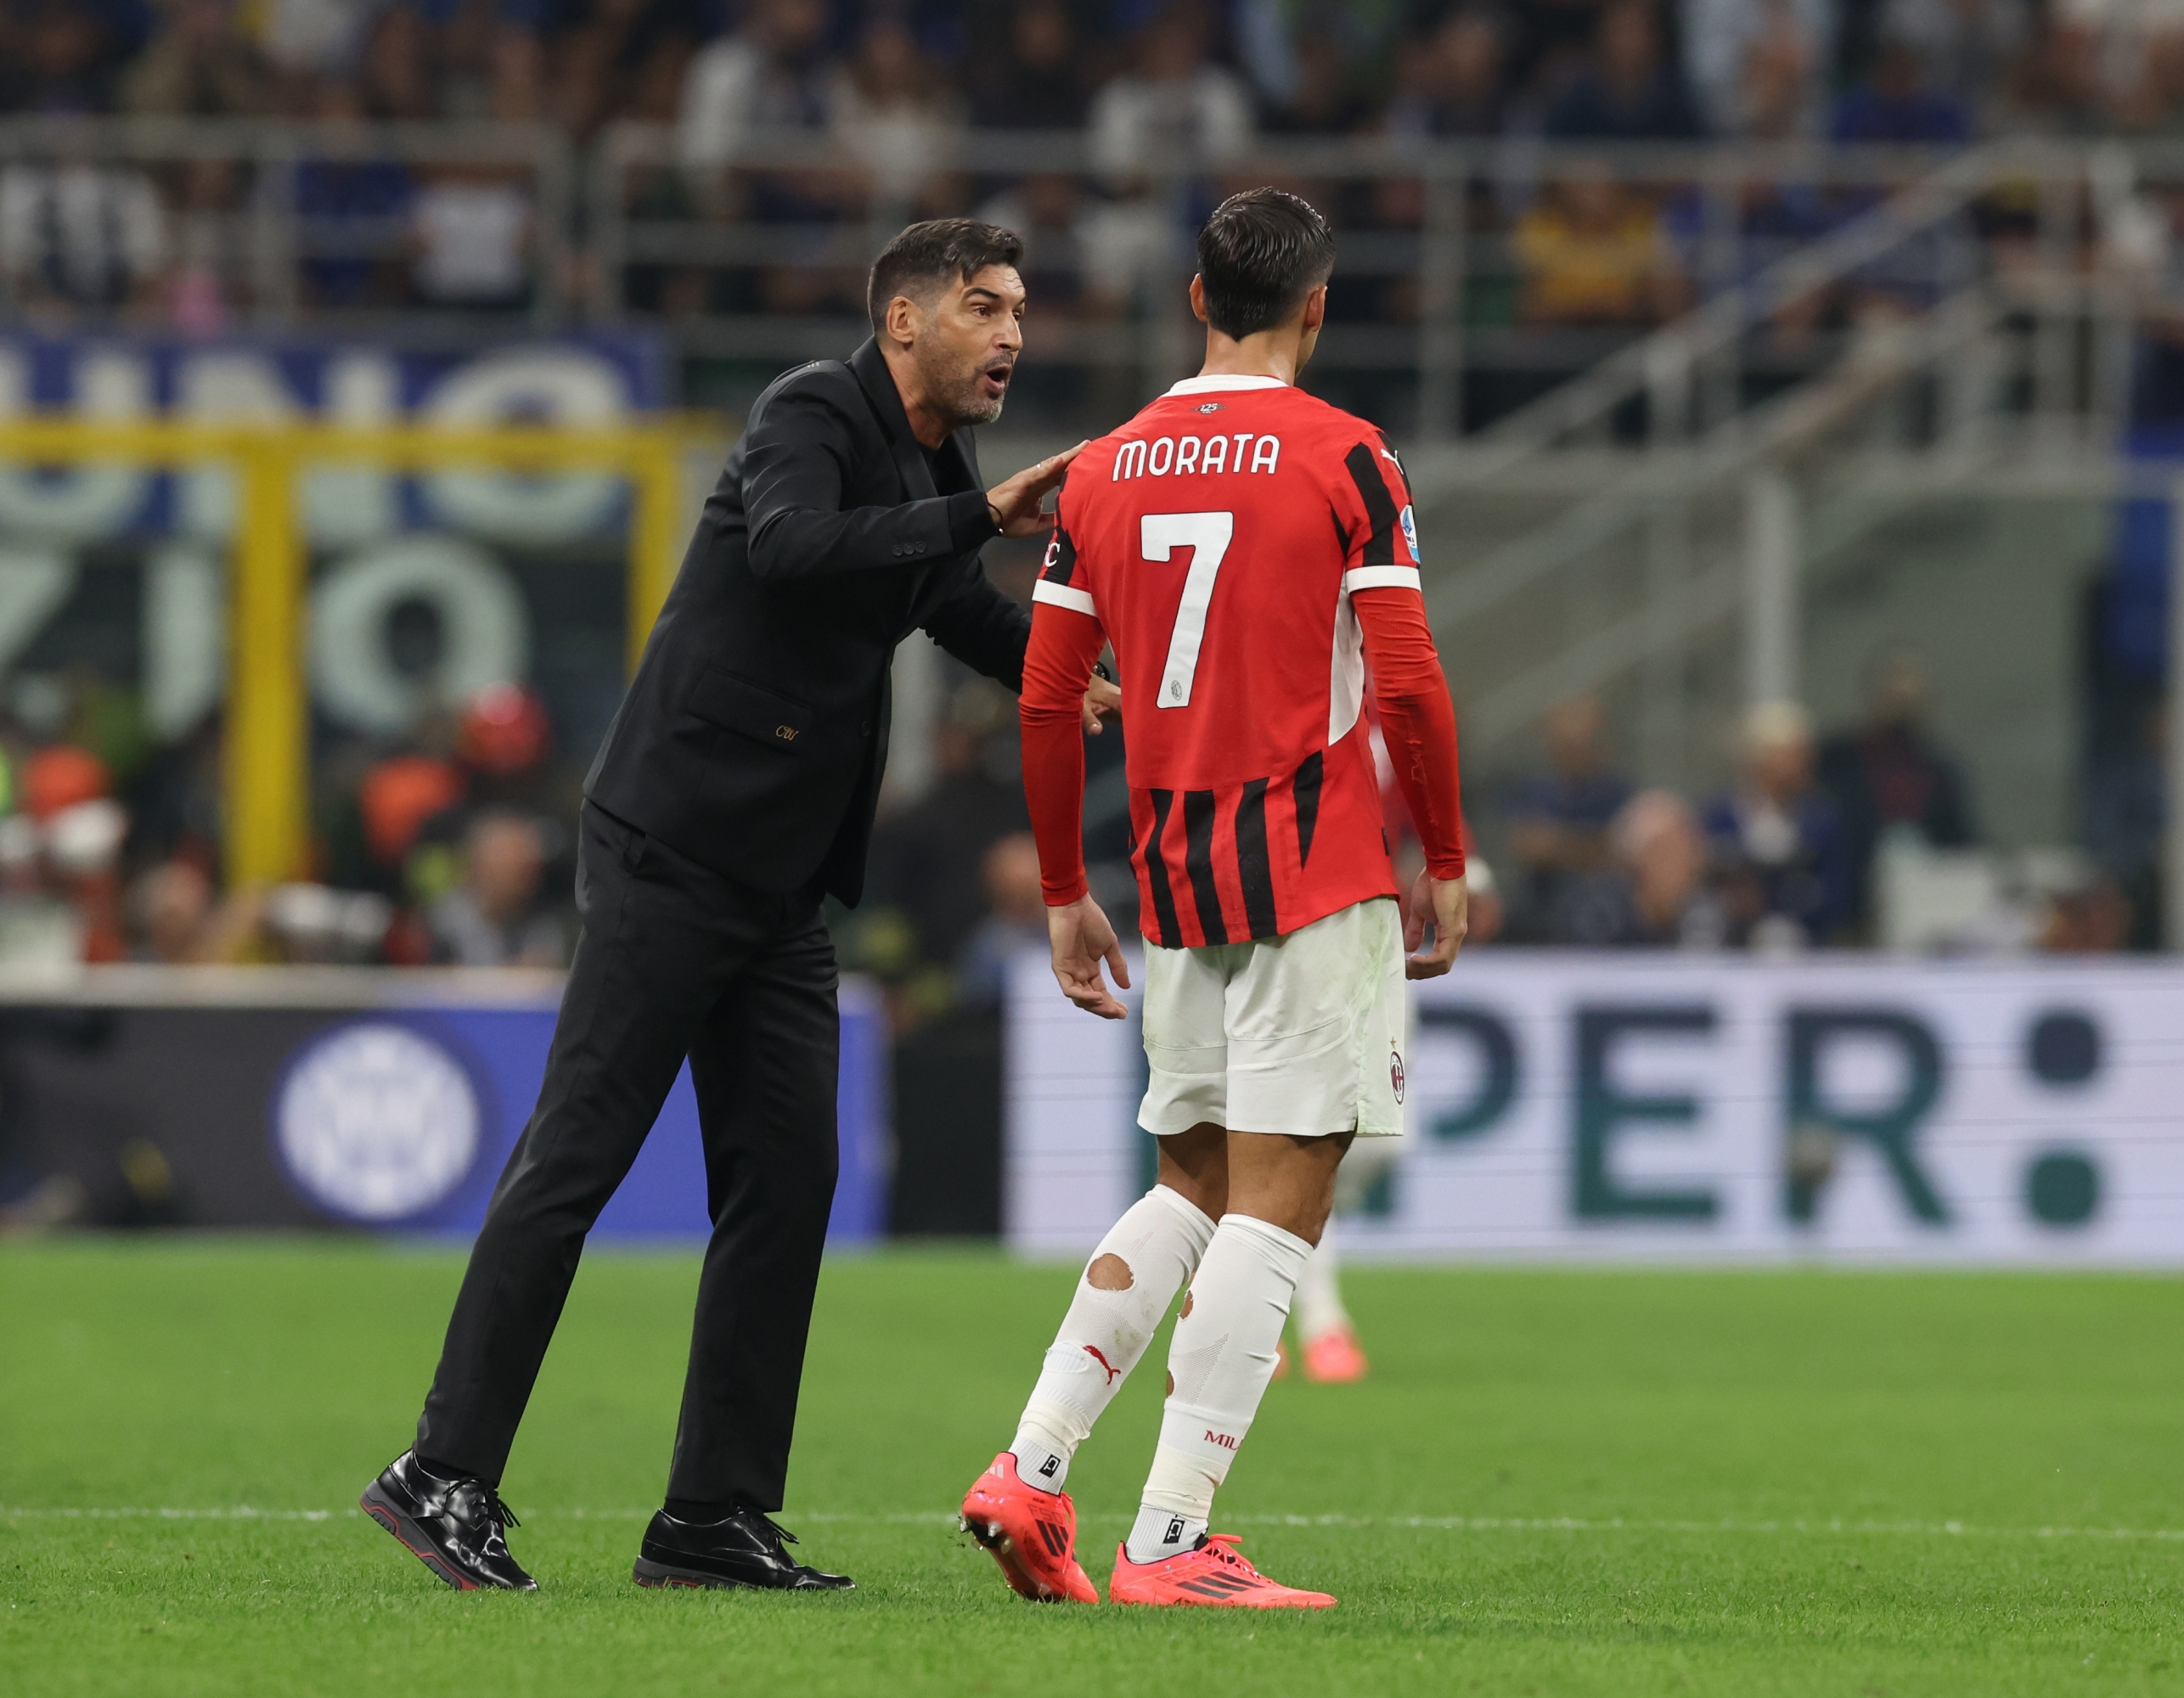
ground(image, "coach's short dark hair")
xmin=1196 ymin=188 xmax=1336 ymax=340
xmin=867 ymin=219 xmax=1024 ymax=331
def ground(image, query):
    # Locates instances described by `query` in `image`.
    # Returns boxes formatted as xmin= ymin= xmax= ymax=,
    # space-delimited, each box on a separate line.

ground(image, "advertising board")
xmin=1005 ymin=950 xmax=2184 ymax=1263
xmin=1 ymin=970 xmax=887 ymax=1245
xmin=0 ymin=331 xmax=670 ymax=748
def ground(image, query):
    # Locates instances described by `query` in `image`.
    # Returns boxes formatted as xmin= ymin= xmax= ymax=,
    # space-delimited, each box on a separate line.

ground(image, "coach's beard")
xmin=927 ymin=351 xmax=1013 ymax=429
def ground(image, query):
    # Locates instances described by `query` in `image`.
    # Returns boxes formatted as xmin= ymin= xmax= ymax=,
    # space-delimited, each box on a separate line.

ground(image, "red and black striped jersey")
xmin=1027 ymin=374 xmax=1433 ymax=947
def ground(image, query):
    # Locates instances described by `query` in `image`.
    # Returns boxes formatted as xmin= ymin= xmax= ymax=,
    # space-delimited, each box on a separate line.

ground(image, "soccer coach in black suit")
xmin=363 ymin=220 xmax=1107 ymax=1595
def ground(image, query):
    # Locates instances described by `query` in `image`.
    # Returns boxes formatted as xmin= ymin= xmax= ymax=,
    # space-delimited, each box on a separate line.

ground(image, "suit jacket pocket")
xmin=686 ymin=667 xmax=812 ymax=753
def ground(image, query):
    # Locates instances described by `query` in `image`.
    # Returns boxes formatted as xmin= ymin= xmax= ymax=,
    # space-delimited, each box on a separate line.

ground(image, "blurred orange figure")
xmin=23 ymin=745 xmax=110 ymax=820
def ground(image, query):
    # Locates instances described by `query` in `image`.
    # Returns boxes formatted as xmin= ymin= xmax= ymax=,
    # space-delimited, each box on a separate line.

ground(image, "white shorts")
xmin=1137 ymin=897 xmax=1409 ymax=1141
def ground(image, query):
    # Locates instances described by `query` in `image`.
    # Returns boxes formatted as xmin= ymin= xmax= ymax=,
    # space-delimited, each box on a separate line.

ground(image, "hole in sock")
xmin=1165 ymin=1371 xmax=1174 ymax=1395
xmin=1087 ymin=1253 xmax=1134 ymax=1291
xmin=1181 ymin=1290 xmax=1194 ymax=1317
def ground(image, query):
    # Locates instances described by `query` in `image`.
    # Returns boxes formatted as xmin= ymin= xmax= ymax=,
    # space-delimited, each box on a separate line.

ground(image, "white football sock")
xmin=1124 ymin=1212 xmax=1312 ymax=1564
xmin=1010 ymin=1183 xmax=1216 ymax=1494
xmin=1293 ymin=1218 xmax=1350 ymax=1343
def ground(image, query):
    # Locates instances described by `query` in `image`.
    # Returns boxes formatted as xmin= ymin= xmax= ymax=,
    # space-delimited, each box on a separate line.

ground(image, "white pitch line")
xmin=4 ymin=1507 xmax=2181 ymax=1543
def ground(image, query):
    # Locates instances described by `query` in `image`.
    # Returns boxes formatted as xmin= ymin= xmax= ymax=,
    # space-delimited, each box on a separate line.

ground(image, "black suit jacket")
xmin=584 ymin=338 xmax=1032 ymax=904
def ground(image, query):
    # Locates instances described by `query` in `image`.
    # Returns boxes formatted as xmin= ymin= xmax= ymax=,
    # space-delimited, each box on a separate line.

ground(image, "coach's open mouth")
xmin=979 ymin=361 xmax=1014 ymax=400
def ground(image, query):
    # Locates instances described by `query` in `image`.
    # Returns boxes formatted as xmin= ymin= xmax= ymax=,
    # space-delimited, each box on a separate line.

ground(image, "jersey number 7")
xmin=1143 ymin=510 xmax=1234 ymax=711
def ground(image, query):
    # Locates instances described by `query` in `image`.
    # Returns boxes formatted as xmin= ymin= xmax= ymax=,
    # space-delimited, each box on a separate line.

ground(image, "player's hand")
xmin=1403 ymin=870 xmax=1468 ymax=980
xmin=987 ymin=441 xmax=1087 ymax=537
xmin=1048 ymin=894 xmax=1130 ymax=1019
xmin=1081 ymin=673 xmax=1120 ymax=735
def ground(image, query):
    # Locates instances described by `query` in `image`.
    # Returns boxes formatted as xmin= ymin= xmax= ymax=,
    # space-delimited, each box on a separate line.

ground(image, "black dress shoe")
xmin=633 ymin=1507 xmax=853 ymax=1592
xmin=361 ymin=1450 xmax=537 ymax=1592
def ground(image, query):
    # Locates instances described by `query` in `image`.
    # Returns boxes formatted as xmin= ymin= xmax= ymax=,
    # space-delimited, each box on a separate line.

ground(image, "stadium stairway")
xmin=1392 ymin=139 xmax=2143 ymax=854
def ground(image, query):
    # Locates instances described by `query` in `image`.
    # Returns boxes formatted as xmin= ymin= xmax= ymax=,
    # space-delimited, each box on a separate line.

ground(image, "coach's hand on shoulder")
xmin=1404 ymin=871 xmax=1469 ymax=980
xmin=1048 ymin=894 xmax=1130 ymax=1019
xmin=987 ymin=441 xmax=1088 ymax=537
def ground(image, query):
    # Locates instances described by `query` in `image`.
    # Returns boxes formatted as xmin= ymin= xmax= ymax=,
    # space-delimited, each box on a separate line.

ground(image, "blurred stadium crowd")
xmin=3 ymin=0 xmax=2167 ymax=155
xmin=0 ymin=0 xmax=2176 ymax=345
xmin=0 ymin=3 xmax=2156 ymax=973
xmin=0 ymin=670 xmax=578 ymax=968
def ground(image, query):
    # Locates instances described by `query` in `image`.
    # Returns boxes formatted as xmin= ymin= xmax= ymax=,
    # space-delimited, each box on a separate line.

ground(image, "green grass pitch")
xmin=3 ymin=1240 xmax=2181 ymax=1696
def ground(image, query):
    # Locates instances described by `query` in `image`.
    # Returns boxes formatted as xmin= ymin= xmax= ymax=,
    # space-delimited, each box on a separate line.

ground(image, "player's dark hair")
xmin=867 ymin=219 xmax=1024 ymax=332
xmin=1196 ymin=188 xmax=1336 ymax=340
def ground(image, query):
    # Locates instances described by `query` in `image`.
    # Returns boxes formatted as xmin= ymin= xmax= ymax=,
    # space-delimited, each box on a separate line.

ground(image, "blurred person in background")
xmin=1283 ymin=1146 xmax=1392 ymax=1384
xmin=0 ymin=152 xmax=166 ymax=319
xmin=347 ymin=737 xmax=466 ymax=899
xmin=1548 ymin=786 xmax=1729 ymax=946
xmin=2039 ymin=0 xmax=2184 ymax=131
xmin=0 ymin=0 xmax=139 ymax=115
xmin=1514 ymin=166 xmax=1689 ymax=325
xmin=1236 ymin=0 xmax=1410 ymax=129
xmin=677 ymin=0 xmax=835 ymax=176
xmin=1384 ymin=8 xmax=1510 ymax=138
xmin=166 ymin=155 xmax=241 ymax=333
xmin=830 ymin=17 xmax=965 ymax=213
xmin=1503 ymin=693 xmax=1633 ymax=936
xmin=0 ymin=744 xmax=129 ymax=962
xmin=410 ymin=160 xmax=534 ymax=311
xmin=121 ymin=0 xmax=266 ymax=115
xmin=1829 ymin=33 xmax=1971 ymax=138
xmin=2082 ymin=697 xmax=2163 ymax=948
xmin=1816 ymin=648 xmax=1977 ymax=931
xmin=965 ymin=0 xmax=1092 ymax=131
xmin=973 ymin=173 xmax=1095 ymax=321
xmin=357 ymin=0 xmax=436 ymax=121
xmin=1088 ymin=3 xmax=1254 ymax=178
xmin=451 ymin=682 xmax=568 ymax=818
xmin=1253 ymin=26 xmax=1380 ymax=135
xmin=953 ymin=830 xmax=1047 ymax=1011
xmin=261 ymin=0 xmax=374 ymax=82
xmin=1545 ymin=0 xmax=1707 ymax=139
xmin=426 ymin=809 xmax=570 ymax=968
xmin=1684 ymin=0 xmax=1834 ymax=137
xmin=675 ymin=0 xmax=857 ymax=309
xmin=126 ymin=855 xmax=264 ymax=963
xmin=2040 ymin=865 xmax=2136 ymax=951
xmin=1703 ymin=699 xmax=1854 ymax=948
xmin=358 ymin=684 xmax=573 ymax=961
xmin=1880 ymin=0 xmax=2029 ymax=123
xmin=296 ymin=76 xmax=414 ymax=309
xmin=860 ymin=676 xmax=1032 ymax=1012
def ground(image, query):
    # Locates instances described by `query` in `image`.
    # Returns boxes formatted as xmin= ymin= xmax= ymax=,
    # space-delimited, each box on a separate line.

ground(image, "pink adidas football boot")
xmin=960 ymin=1453 xmax=1099 ymax=1603
xmin=1107 ymin=1533 xmax=1335 ymax=1609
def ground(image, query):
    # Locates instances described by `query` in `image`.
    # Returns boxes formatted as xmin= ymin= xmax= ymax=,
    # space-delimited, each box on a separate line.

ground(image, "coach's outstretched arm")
xmin=744 ymin=387 xmax=1079 ymax=581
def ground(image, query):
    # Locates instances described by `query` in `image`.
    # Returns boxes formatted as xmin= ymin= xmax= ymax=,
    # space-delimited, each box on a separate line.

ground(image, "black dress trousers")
xmin=415 ymin=802 xmax=840 ymax=1510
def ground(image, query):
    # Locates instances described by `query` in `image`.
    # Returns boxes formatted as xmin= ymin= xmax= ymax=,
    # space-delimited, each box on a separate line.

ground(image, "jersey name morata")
xmin=1036 ymin=374 xmax=1424 ymax=947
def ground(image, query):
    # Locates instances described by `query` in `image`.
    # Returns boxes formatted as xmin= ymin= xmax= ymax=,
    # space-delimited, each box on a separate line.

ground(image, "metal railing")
xmin=0 ymin=117 xmax=2175 ymax=447
xmin=0 ymin=116 xmax=574 ymax=330
xmin=588 ymin=124 xmax=1993 ymax=433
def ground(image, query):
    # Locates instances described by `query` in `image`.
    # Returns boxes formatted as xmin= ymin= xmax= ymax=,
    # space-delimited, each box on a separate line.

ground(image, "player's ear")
xmin=1299 ymin=284 xmax=1327 ymax=334
xmin=1188 ymin=273 xmax=1208 ymax=324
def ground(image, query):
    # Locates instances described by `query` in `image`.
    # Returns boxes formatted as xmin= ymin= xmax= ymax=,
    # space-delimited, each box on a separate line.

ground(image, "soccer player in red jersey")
xmin=960 ymin=188 xmax=1468 ymax=1609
